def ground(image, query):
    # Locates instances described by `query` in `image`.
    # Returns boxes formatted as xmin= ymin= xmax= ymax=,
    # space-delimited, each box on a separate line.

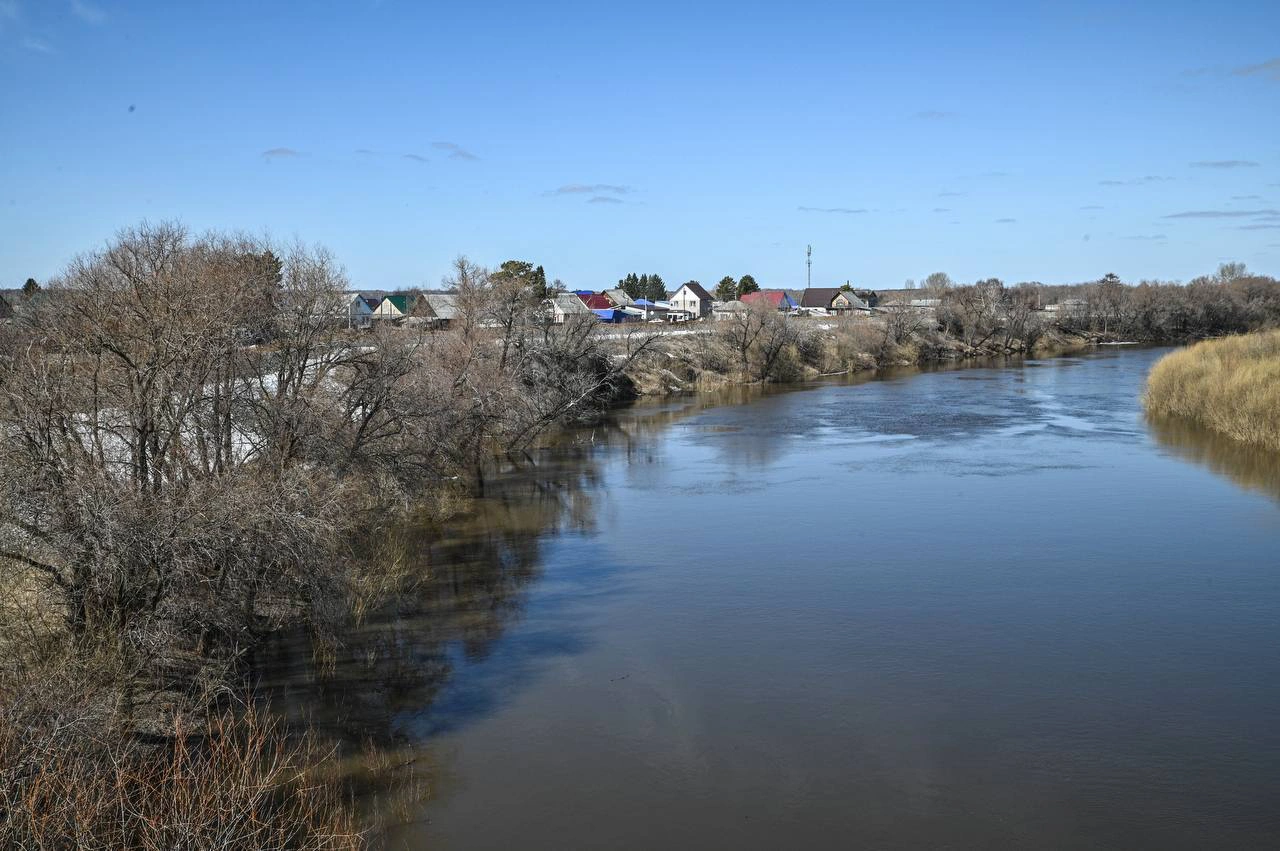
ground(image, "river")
xmin=263 ymin=346 xmax=1280 ymax=849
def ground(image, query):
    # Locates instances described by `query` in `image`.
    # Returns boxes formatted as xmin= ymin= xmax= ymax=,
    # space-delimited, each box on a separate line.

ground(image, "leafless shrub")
xmin=0 ymin=689 xmax=362 ymax=851
xmin=718 ymin=303 xmax=801 ymax=381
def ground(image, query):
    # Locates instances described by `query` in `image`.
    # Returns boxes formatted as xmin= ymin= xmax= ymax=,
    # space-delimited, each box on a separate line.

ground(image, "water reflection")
xmin=1148 ymin=414 xmax=1280 ymax=503
xmin=253 ymin=386 xmax=788 ymax=831
xmin=257 ymin=447 xmax=601 ymax=737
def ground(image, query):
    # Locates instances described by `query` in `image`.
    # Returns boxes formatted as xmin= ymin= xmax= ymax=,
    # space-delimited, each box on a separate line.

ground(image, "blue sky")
xmin=2 ymin=0 xmax=1278 ymax=291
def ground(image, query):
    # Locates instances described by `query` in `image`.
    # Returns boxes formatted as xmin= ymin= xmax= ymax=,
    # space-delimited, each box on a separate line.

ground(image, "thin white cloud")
xmin=1190 ymin=160 xmax=1260 ymax=169
xmin=994 ymin=218 xmax=1017 ymax=223
xmin=261 ymin=147 xmax=303 ymax=160
xmin=22 ymin=35 xmax=55 ymax=53
xmin=1163 ymin=208 xmax=1278 ymax=219
xmin=70 ymin=0 xmax=106 ymax=24
xmin=587 ymin=196 xmax=623 ymax=205
xmin=548 ymin=183 xmax=631 ymax=196
xmin=431 ymin=141 xmax=478 ymax=161
xmin=402 ymin=153 xmax=428 ymax=163
xmin=798 ymin=206 xmax=867 ymax=214
xmin=1098 ymin=176 xmax=1173 ymax=186
xmin=1232 ymin=57 xmax=1280 ymax=82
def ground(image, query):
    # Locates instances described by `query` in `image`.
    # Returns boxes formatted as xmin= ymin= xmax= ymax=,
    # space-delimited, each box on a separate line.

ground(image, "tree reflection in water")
xmin=250 ymin=386 xmax=782 ymax=832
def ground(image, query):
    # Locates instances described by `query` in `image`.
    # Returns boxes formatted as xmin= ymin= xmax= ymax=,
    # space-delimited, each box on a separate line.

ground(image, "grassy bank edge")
xmin=1143 ymin=330 xmax=1280 ymax=453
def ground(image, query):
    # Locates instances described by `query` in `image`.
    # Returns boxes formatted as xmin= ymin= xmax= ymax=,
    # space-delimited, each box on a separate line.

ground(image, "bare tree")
xmin=720 ymin=303 xmax=798 ymax=380
xmin=0 ymin=224 xmax=433 ymax=704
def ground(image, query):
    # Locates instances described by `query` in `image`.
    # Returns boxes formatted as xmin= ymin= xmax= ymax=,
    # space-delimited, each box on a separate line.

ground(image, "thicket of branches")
xmin=1056 ymin=266 xmax=1280 ymax=339
xmin=930 ymin=265 xmax=1280 ymax=345
xmin=935 ymin=279 xmax=1049 ymax=351
xmin=0 ymin=223 xmax=660 ymax=704
xmin=0 ymin=222 xmax=662 ymax=847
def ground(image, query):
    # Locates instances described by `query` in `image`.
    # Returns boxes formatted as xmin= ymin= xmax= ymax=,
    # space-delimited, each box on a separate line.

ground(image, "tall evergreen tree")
xmin=21 ymin=277 xmax=41 ymax=298
xmin=619 ymin=272 xmax=645 ymax=300
xmin=619 ymin=272 xmax=668 ymax=301
xmin=737 ymin=274 xmax=760 ymax=297
xmin=715 ymin=276 xmax=738 ymax=301
xmin=646 ymin=274 xmax=667 ymax=302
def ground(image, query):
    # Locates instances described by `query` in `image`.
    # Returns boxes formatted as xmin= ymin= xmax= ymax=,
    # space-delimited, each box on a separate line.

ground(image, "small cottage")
xmin=550 ymin=293 xmax=592 ymax=323
xmin=800 ymin=287 xmax=872 ymax=315
xmin=740 ymin=290 xmax=798 ymax=311
xmin=668 ymin=282 xmax=713 ymax=319
xmin=603 ymin=288 xmax=634 ymax=308
xmin=420 ymin=293 xmax=460 ymax=328
xmin=341 ymin=292 xmax=374 ymax=329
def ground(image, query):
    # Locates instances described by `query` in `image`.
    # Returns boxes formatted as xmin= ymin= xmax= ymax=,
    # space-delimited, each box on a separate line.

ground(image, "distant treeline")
xmin=901 ymin=265 xmax=1280 ymax=344
xmin=1047 ymin=266 xmax=1280 ymax=340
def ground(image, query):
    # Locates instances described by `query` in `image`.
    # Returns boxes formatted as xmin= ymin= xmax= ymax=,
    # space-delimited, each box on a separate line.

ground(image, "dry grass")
xmin=0 ymin=697 xmax=364 ymax=851
xmin=1144 ymin=330 xmax=1280 ymax=452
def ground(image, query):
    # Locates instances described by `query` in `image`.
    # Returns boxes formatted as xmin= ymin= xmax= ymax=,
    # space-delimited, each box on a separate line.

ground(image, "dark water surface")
xmin=278 ymin=348 xmax=1280 ymax=849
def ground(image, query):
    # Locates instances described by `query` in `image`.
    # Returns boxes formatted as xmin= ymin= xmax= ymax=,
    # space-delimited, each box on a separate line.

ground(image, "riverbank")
xmin=1144 ymin=330 xmax=1280 ymax=452
xmin=622 ymin=315 xmax=1096 ymax=396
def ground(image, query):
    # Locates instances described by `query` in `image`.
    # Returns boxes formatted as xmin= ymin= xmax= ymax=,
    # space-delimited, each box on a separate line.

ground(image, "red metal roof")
xmin=579 ymin=293 xmax=614 ymax=310
xmin=741 ymin=290 xmax=788 ymax=307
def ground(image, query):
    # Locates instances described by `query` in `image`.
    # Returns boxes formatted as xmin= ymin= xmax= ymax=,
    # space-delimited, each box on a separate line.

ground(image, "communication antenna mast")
xmin=806 ymin=245 xmax=812 ymax=288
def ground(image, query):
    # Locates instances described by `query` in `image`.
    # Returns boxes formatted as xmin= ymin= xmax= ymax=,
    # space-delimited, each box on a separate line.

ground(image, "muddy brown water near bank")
xmin=258 ymin=347 xmax=1280 ymax=849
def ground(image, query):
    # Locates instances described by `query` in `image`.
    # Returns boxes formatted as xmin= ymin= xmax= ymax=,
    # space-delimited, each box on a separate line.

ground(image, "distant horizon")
xmin=2 ymin=0 xmax=1278 ymax=289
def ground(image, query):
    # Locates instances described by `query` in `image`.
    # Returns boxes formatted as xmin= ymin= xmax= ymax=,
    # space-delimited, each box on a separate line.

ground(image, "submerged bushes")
xmin=1144 ymin=330 xmax=1280 ymax=452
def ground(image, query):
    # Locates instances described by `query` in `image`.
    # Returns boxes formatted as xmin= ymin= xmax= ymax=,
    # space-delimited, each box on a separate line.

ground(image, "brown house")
xmin=799 ymin=287 xmax=871 ymax=314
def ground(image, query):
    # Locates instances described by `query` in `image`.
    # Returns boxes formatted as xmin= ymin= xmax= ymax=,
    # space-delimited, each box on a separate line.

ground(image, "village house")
xmin=342 ymin=292 xmax=375 ymax=329
xmin=631 ymin=298 xmax=672 ymax=321
xmin=578 ymin=293 xmax=615 ymax=311
xmin=668 ymin=281 xmax=713 ymax=319
xmin=549 ymin=292 xmax=592 ymax=323
xmin=371 ymin=292 xmax=439 ymax=322
xmin=1044 ymin=298 xmax=1086 ymax=314
xmin=800 ymin=287 xmax=872 ymax=315
xmin=741 ymin=290 xmax=798 ymax=311
xmin=603 ymin=288 xmax=634 ymax=308
xmin=419 ymin=292 xmax=460 ymax=328
xmin=711 ymin=299 xmax=749 ymax=321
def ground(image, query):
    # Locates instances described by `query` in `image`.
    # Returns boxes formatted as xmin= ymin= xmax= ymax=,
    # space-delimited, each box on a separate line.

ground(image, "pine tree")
xmin=715 ymin=276 xmax=737 ymax=301
xmin=647 ymin=274 xmax=667 ymax=302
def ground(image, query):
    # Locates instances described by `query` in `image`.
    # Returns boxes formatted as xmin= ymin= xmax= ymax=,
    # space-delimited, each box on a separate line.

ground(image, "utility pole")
xmin=806 ymin=245 xmax=812 ymax=289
